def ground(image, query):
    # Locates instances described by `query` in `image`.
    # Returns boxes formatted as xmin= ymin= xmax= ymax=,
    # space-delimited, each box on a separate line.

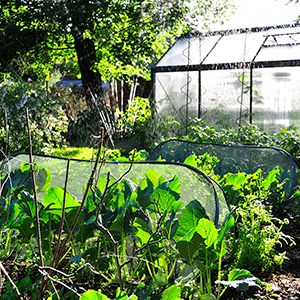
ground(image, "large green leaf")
xmin=35 ymin=167 xmax=52 ymax=192
xmin=18 ymin=191 xmax=37 ymax=218
xmin=6 ymin=201 xmax=22 ymax=227
xmin=10 ymin=217 xmax=35 ymax=242
xmin=75 ymin=223 xmax=95 ymax=245
xmin=223 ymin=173 xmax=246 ymax=189
xmin=262 ymin=168 xmax=279 ymax=191
xmin=173 ymin=200 xmax=207 ymax=242
xmin=80 ymin=289 xmax=110 ymax=300
xmin=158 ymin=175 xmax=181 ymax=200
xmin=184 ymin=155 xmax=198 ymax=168
xmin=42 ymin=187 xmax=80 ymax=217
xmin=162 ymin=285 xmax=181 ymax=300
xmin=176 ymin=232 xmax=203 ymax=264
xmin=196 ymin=218 xmax=218 ymax=248
xmin=133 ymin=217 xmax=152 ymax=245
xmin=150 ymin=188 xmax=176 ymax=214
xmin=218 ymin=212 xmax=235 ymax=244
xmin=115 ymin=288 xmax=138 ymax=300
xmin=145 ymin=169 xmax=160 ymax=188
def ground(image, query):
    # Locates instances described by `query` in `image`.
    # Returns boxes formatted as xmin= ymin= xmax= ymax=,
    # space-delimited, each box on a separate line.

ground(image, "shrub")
xmin=0 ymin=77 xmax=68 ymax=155
xmin=114 ymin=97 xmax=180 ymax=151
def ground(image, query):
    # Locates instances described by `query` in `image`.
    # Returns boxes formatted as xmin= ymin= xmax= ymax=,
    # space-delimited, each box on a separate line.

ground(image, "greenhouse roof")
xmin=155 ymin=23 xmax=300 ymax=72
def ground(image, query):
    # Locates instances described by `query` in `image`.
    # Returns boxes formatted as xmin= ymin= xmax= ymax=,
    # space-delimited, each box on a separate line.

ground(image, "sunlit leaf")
xmin=162 ymin=285 xmax=181 ymax=300
xmin=196 ymin=218 xmax=218 ymax=248
xmin=42 ymin=187 xmax=80 ymax=217
xmin=173 ymin=200 xmax=208 ymax=242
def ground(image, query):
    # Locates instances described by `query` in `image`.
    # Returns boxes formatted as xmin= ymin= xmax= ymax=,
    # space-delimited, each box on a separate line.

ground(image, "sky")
xmin=211 ymin=0 xmax=300 ymax=30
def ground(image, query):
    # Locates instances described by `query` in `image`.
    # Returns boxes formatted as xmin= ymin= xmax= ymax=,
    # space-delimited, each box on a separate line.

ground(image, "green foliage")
xmin=2 ymin=276 xmax=38 ymax=300
xmin=0 ymin=158 xmax=253 ymax=299
xmin=115 ymin=97 xmax=181 ymax=150
xmin=0 ymin=77 xmax=68 ymax=154
xmin=233 ymin=198 xmax=292 ymax=272
xmin=220 ymin=170 xmax=293 ymax=272
xmin=184 ymin=121 xmax=300 ymax=165
xmin=183 ymin=153 xmax=220 ymax=181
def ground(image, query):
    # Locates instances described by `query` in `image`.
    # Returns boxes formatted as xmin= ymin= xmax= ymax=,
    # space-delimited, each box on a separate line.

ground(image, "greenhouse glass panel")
xmin=155 ymin=71 xmax=199 ymax=126
xmin=255 ymin=44 xmax=300 ymax=62
xmin=252 ymin=67 xmax=300 ymax=132
xmin=200 ymin=69 xmax=250 ymax=128
xmin=204 ymin=32 xmax=265 ymax=65
xmin=157 ymin=36 xmax=221 ymax=66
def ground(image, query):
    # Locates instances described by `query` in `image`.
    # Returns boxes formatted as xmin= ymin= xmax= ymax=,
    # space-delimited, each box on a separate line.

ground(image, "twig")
xmin=39 ymin=263 xmax=100 ymax=278
xmin=0 ymin=261 xmax=24 ymax=300
xmin=120 ymin=213 xmax=165 ymax=269
xmin=94 ymin=221 xmax=124 ymax=291
xmin=39 ymin=269 xmax=81 ymax=298
xmin=25 ymin=108 xmax=44 ymax=268
xmin=39 ymin=159 xmax=71 ymax=298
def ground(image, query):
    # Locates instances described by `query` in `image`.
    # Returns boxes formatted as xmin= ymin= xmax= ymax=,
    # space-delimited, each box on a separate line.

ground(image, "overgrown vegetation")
xmin=1 ymin=151 xmax=260 ymax=299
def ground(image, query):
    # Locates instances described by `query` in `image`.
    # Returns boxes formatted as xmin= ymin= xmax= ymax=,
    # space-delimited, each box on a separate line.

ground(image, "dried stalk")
xmin=39 ymin=269 xmax=81 ymax=298
xmin=39 ymin=130 xmax=104 ymax=299
xmin=93 ymin=154 xmax=135 ymax=291
xmin=4 ymin=109 xmax=8 ymax=155
xmin=53 ymin=129 xmax=104 ymax=268
xmin=0 ymin=262 xmax=24 ymax=300
xmin=25 ymin=108 xmax=44 ymax=268
xmin=94 ymin=221 xmax=123 ymax=290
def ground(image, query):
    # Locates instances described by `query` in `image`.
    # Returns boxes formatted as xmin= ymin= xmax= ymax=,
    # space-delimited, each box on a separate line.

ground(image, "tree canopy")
xmin=0 ymin=0 xmax=235 ymax=139
xmin=1 ymin=1 xmax=235 ymax=78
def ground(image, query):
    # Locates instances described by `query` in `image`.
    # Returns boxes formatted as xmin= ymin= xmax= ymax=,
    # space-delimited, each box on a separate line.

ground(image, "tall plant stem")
xmin=0 ymin=262 xmax=24 ymax=300
xmin=52 ymin=158 xmax=70 ymax=267
xmin=95 ymin=221 xmax=124 ymax=291
xmin=25 ymin=108 xmax=44 ymax=268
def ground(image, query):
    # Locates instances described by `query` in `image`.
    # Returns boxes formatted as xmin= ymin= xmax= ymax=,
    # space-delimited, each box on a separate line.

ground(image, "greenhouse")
xmin=152 ymin=23 xmax=300 ymax=133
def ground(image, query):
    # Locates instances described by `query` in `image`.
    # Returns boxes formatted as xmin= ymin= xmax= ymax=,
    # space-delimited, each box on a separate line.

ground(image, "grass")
xmin=53 ymin=147 xmax=97 ymax=160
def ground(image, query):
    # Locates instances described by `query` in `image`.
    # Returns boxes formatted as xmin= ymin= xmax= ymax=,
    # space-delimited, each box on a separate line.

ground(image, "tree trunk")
xmin=73 ymin=36 xmax=104 ymax=108
xmin=73 ymin=34 xmax=115 ymax=146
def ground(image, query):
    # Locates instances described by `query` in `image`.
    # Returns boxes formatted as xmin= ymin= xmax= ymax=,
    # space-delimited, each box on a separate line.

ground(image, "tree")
xmin=0 ymin=0 xmax=235 ymax=134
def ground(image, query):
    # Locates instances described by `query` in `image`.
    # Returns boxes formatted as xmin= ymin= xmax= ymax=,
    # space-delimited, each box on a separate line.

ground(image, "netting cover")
xmin=0 ymin=153 xmax=230 ymax=227
xmin=150 ymin=139 xmax=298 ymax=198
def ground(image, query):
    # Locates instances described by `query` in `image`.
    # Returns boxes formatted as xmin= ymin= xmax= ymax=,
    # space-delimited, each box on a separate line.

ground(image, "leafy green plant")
xmin=233 ymin=198 xmax=292 ymax=272
xmin=183 ymin=153 xmax=220 ymax=181
xmin=183 ymin=121 xmax=300 ymax=166
xmin=0 ymin=77 xmax=68 ymax=155
xmin=115 ymin=97 xmax=180 ymax=151
xmin=0 ymin=151 xmax=258 ymax=299
xmin=220 ymin=170 xmax=294 ymax=272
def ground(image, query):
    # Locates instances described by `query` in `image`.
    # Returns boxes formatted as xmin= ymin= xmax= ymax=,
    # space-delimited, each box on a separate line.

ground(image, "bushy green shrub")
xmin=0 ymin=77 xmax=68 ymax=155
xmin=115 ymin=97 xmax=180 ymax=151
xmin=66 ymin=104 xmax=113 ymax=147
